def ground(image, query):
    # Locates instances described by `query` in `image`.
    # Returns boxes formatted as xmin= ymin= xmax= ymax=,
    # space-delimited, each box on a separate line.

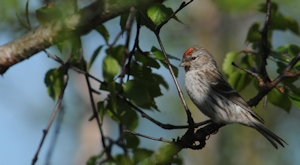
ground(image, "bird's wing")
xmin=206 ymin=70 xmax=265 ymax=124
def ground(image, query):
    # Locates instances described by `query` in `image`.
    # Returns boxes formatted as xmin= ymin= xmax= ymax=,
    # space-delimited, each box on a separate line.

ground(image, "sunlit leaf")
xmin=106 ymin=45 xmax=125 ymax=65
xmin=222 ymin=51 xmax=238 ymax=76
xmin=147 ymin=3 xmax=173 ymax=27
xmin=102 ymin=55 xmax=120 ymax=82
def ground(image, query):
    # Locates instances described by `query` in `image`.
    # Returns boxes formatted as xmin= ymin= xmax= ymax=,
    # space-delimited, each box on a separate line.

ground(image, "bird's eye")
xmin=191 ymin=57 xmax=196 ymax=60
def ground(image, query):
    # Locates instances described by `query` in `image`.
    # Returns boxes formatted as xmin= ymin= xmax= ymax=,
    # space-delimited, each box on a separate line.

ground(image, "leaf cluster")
xmin=222 ymin=2 xmax=300 ymax=112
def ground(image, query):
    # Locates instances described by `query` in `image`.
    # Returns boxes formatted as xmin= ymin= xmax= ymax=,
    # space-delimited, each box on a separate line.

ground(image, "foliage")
xmin=222 ymin=2 xmax=300 ymax=112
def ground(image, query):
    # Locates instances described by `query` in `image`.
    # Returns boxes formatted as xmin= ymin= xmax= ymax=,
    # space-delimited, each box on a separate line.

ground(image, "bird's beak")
xmin=179 ymin=61 xmax=188 ymax=67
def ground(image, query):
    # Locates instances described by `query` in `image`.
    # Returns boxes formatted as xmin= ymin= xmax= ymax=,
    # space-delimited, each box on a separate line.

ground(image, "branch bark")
xmin=0 ymin=0 xmax=160 ymax=75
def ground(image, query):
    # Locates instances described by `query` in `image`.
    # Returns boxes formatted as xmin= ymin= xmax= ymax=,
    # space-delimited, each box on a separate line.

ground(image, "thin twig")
xmin=139 ymin=0 xmax=195 ymax=132
xmin=118 ymin=93 xmax=211 ymax=129
xmin=119 ymin=8 xmax=135 ymax=82
xmin=32 ymin=63 xmax=69 ymax=165
xmin=155 ymin=0 xmax=193 ymax=33
xmin=232 ymin=62 xmax=265 ymax=87
xmin=84 ymin=70 xmax=109 ymax=151
xmin=260 ymin=0 xmax=272 ymax=81
xmin=126 ymin=9 xmax=141 ymax=82
xmin=124 ymin=130 xmax=172 ymax=143
xmin=45 ymin=104 xmax=65 ymax=165
xmin=109 ymin=31 xmax=123 ymax=47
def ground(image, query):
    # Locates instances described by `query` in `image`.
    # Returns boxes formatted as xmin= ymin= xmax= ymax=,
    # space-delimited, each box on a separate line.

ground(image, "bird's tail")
xmin=253 ymin=123 xmax=287 ymax=149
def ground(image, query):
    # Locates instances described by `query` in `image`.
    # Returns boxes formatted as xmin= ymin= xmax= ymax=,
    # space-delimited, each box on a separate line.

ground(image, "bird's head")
xmin=179 ymin=45 xmax=216 ymax=72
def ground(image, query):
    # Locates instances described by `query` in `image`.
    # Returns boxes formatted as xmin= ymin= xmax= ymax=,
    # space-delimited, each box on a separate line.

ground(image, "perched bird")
xmin=179 ymin=45 xmax=286 ymax=149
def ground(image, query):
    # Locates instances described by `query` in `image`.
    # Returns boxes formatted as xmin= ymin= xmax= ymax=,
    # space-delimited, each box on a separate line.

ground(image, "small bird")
xmin=179 ymin=45 xmax=286 ymax=149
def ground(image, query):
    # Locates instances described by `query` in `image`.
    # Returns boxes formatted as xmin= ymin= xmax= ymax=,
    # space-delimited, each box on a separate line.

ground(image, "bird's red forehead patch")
xmin=183 ymin=47 xmax=193 ymax=56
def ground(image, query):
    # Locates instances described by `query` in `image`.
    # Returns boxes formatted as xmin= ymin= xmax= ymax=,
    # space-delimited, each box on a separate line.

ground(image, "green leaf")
xmin=114 ymin=154 xmax=132 ymax=165
xmin=130 ymin=63 xmax=168 ymax=89
xmin=95 ymin=24 xmax=110 ymax=44
xmin=134 ymin=51 xmax=160 ymax=69
xmin=245 ymin=22 xmax=261 ymax=43
xmin=152 ymin=73 xmax=169 ymax=89
xmin=272 ymin=44 xmax=300 ymax=63
xmin=115 ymin=97 xmax=139 ymax=130
xmin=147 ymin=3 xmax=173 ymax=27
xmin=268 ymin=88 xmax=291 ymax=112
xmin=125 ymin=134 xmax=140 ymax=149
xmin=286 ymin=16 xmax=299 ymax=35
xmin=151 ymin=46 xmax=180 ymax=61
xmin=133 ymin=148 xmax=154 ymax=164
xmin=44 ymin=68 xmax=65 ymax=100
xmin=227 ymin=71 xmax=251 ymax=92
xmin=275 ymin=61 xmax=287 ymax=74
xmin=106 ymin=101 xmax=120 ymax=123
xmin=159 ymin=61 xmax=178 ymax=78
xmin=88 ymin=45 xmax=103 ymax=71
xmin=288 ymin=44 xmax=300 ymax=57
xmin=69 ymin=37 xmax=87 ymax=70
xmin=106 ymin=45 xmax=125 ymax=65
xmin=272 ymin=45 xmax=291 ymax=62
xmin=288 ymin=92 xmax=300 ymax=110
xmin=36 ymin=6 xmax=63 ymax=25
xmin=120 ymin=13 xmax=129 ymax=32
xmin=123 ymin=80 xmax=151 ymax=106
xmin=97 ymin=101 xmax=105 ymax=120
xmin=86 ymin=155 xmax=98 ymax=165
xmin=270 ymin=12 xmax=288 ymax=31
xmin=102 ymin=55 xmax=120 ymax=82
xmin=123 ymin=109 xmax=139 ymax=130
xmin=222 ymin=52 xmax=238 ymax=75
xmin=130 ymin=63 xmax=152 ymax=79
xmin=147 ymin=81 xmax=163 ymax=98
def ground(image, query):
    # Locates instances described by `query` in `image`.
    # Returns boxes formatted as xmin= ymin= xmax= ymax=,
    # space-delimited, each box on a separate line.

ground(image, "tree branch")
xmin=260 ymin=0 xmax=272 ymax=81
xmin=32 ymin=63 xmax=69 ymax=165
xmin=0 ymin=0 xmax=161 ymax=75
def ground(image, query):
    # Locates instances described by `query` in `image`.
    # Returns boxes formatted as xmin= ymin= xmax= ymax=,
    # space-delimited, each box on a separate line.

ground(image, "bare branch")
xmin=124 ymin=130 xmax=172 ymax=143
xmin=260 ymin=0 xmax=272 ymax=81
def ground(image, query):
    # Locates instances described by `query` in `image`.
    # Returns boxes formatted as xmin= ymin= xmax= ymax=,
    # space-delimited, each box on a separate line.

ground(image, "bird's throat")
xmin=185 ymin=66 xmax=190 ymax=72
